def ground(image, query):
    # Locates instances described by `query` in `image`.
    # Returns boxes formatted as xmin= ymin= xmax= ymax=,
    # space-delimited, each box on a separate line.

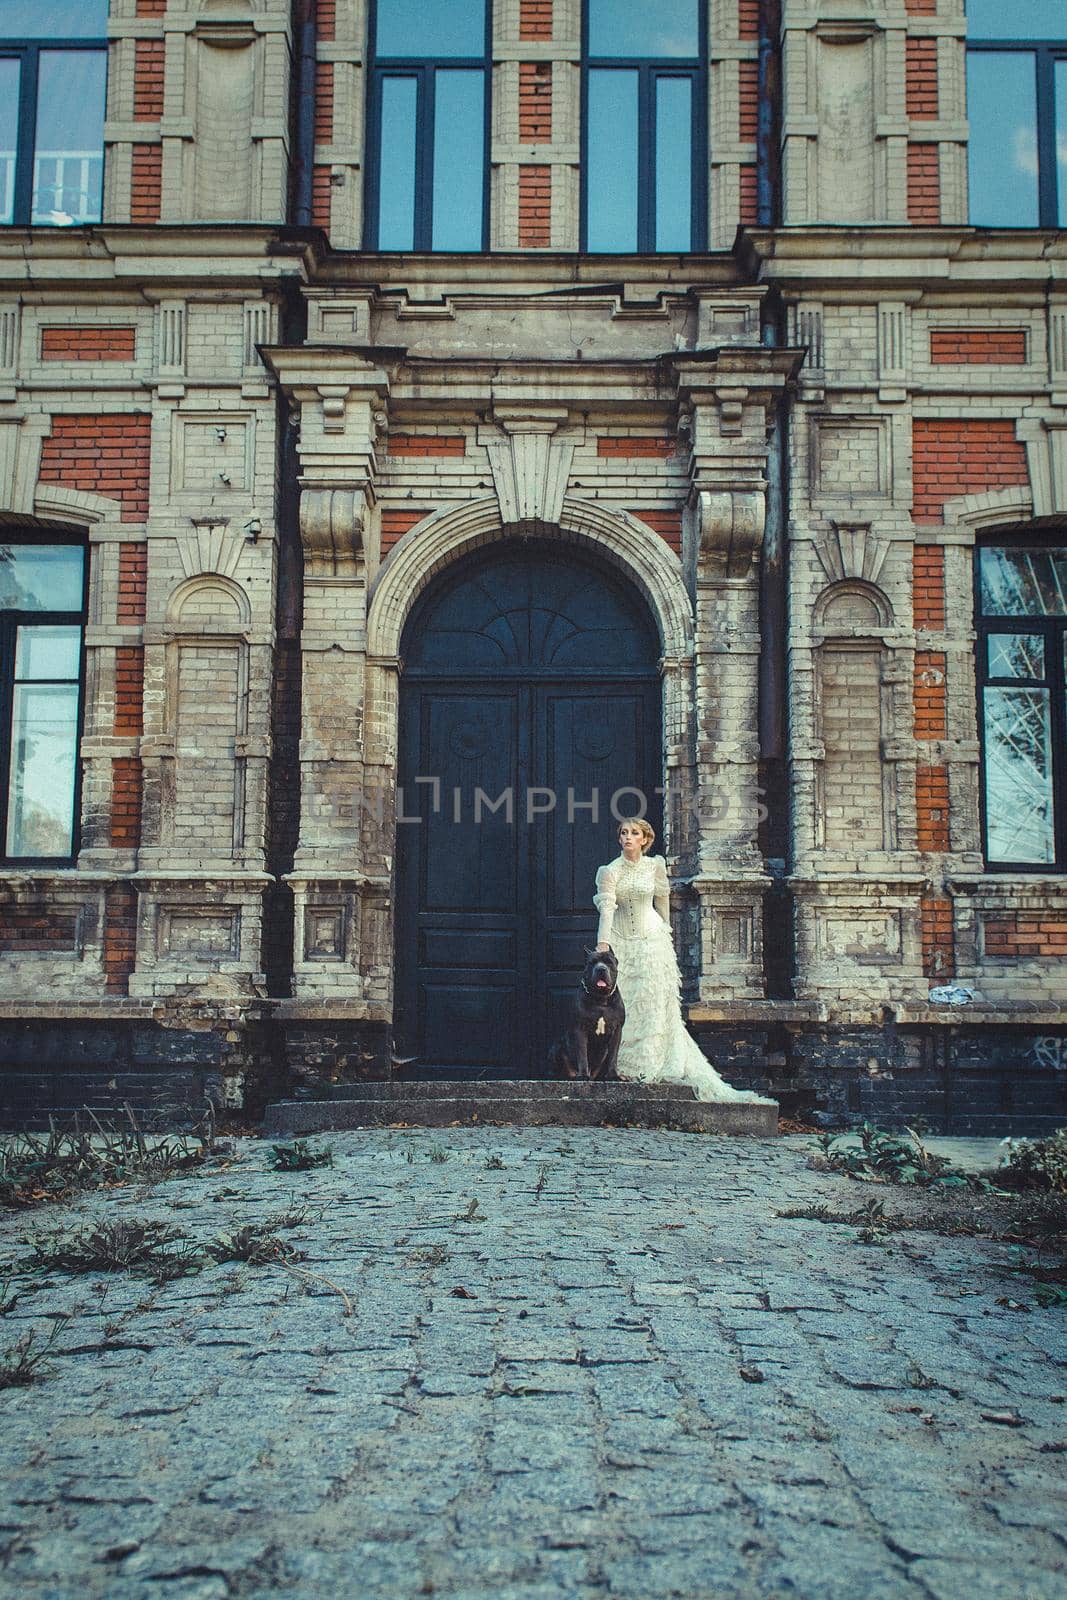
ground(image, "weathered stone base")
xmin=2 ymin=1010 xmax=1064 ymax=1136
xmin=692 ymin=1021 xmax=1067 ymax=1136
xmin=262 ymin=1080 xmax=779 ymax=1137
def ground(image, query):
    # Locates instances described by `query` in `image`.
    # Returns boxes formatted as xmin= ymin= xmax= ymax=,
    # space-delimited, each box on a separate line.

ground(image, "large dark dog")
xmin=547 ymin=947 xmax=624 ymax=1081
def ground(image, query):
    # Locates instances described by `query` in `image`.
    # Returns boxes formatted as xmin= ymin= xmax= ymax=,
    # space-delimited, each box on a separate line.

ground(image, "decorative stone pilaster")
xmin=261 ymin=352 xmax=391 ymax=1003
xmin=673 ymin=352 xmax=798 ymax=998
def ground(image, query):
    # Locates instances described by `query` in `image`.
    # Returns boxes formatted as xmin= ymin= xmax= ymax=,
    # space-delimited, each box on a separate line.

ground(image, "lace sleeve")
xmin=653 ymin=855 xmax=670 ymax=924
xmin=593 ymin=863 xmax=618 ymax=946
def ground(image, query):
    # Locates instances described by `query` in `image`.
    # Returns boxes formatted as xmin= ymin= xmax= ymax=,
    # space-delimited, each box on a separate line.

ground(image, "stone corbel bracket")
xmin=299 ymin=488 xmax=367 ymax=576
xmin=257 ymin=349 xmax=394 ymax=577
xmin=693 ymin=489 xmax=767 ymax=582
xmin=486 ymin=406 xmax=574 ymax=534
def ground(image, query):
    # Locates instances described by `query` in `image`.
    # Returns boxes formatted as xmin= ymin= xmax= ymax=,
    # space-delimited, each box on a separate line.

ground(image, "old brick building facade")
xmin=1 ymin=0 xmax=1065 ymax=1130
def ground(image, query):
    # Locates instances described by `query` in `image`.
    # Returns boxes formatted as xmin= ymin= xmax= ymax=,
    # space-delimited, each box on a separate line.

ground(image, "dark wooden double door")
xmin=394 ymin=546 xmax=662 ymax=1078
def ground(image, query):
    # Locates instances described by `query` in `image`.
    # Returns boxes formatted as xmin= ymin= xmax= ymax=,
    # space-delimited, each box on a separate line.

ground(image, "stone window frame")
xmin=0 ymin=6 xmax=108 ymax=226
xmin=579 ymin=0 xmax=709 ymax=252
xmin=0 ymin=530 xmax=89 ymax=866
xmin=974 ymin=530 xmax=1067 ymax=874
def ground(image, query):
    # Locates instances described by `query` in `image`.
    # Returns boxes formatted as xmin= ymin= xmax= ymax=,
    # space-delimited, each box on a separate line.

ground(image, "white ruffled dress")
xmin=594 ymin=852 xmax=774 ymax=1105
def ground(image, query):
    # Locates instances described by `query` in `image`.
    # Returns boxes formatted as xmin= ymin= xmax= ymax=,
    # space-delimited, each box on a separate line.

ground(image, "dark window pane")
xmin=983 ymin=685 xmax=1056 ymax=862
xmin=377 ymin=75 xmax=418 ymax=250
xmin=588 ymin=0 xmax=699 ymax=58
xmin=587 ymin=69 xmax=638 ymax=250
xmin=987 ymin=632 xmax=1046 ymax=679
xmin=0 ymin=1 xmax=107 ymax=38
xmin=432 ymin=70 xmax=484 ymax=249
xmin=0 ymin=60 xmax=19 ymax=225
xmin=980 ymin=548 xmax=1067 ymax=616
xmin=32 ymin=50 xmax=105 ymax=224
xmin=5 ymin=679 xmax=79 ymax=858
xmin=967 ymin=0 xmax=1066 ymax=41
xmin=967 ymin=52 xmax=1038 ymax=226
xmin=0 ymin=546 xmax=83 ymax=612
xmin=655 ymin=75 xmax=692 ymax=250
xmin=376 ymin=0 xmax=485 ymax=58
xmin=15 ymin=624 xmax=81 ymax=681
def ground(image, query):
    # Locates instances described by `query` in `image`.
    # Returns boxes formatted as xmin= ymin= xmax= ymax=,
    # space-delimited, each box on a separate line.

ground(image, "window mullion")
xmin=639 ymin=66 xmax=655 ymax=252
xmin=1037 ymin=46 xmax=1059 ymax=226
xmin=13 ymin=46 xmax=38 ymax=225
xmin=417 ymin=66 xmax=435 ymax=251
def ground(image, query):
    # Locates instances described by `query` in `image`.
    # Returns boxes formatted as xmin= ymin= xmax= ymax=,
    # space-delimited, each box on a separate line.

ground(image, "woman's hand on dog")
xmin=596 ymin=942 xmax=610 ymax=953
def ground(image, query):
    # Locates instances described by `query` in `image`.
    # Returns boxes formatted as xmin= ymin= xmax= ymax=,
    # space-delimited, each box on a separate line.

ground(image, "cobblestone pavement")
xmin=1 ymin=1129 xmax=1065 ymax=1600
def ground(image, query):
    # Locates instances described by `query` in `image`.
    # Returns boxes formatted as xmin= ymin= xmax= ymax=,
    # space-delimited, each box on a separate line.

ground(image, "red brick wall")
xmin=387 ymin=434 xmax=466 ymax=458
xmin=114 ymin=647 xmax=145 ymax=737
xmin=906 ymin=39 xmax=938 ymax=120
xmin=907 ymin=144 xmax=940 ymax=224
xmin=911 ymin=419 xmax=1029 ymax=524
xmin=983 ymin=914 xmax=1067 ymax=959
xmin=39 ymin=414 xmax=152 ymax=523
xmin=519 ymin=63 xmax=552 ymax=141
xmin=913 ymin=545 xmax=945 ymax=629
xmin=317 ymin=0 xmax=336 ymax=38
xmin=381 ymin=507 xmax=427 ymax=554
xmin=914 ymin=650 xmax=947 ymax=739
xmin=117 ymin=544 xmax=148 ymax=625
xmin=921 ymin=894 xmax=955 ymax=978
xmin=103 ymin=884 xmax=138 ymax=994
xmin=519 ymin=165 xmax=551 ymax=246
xmin=134 ymin=39 xmax=165 ymax=121
xmin=131 ymin=146 xmax=162 ymax=224
xmin=738 ymin=0 xmax=759 ymax=38
xmin=41 ymin=327 xmax=137 ymax=362
xmin=315 ymin=62 xmax=334 ymax=143
xmin=916 ymin=765 xmax=949 ymax=851
xmin=739 ymin=61 xmax=759 ymax=142
xmin=519 ymin=0 xmax=552 ymax=38
xmin=905 ymin=0 xmax=937 ymax=11
xmin=597 ymin=436 xmax=675 ymax=459
xmin=0 ymin=909 xmax=78 ymax=952
xmin=110 ymin=758 xmax=143 ymax=850
xmin=630 ymin=509 xmax=683 ymax=555
xmin=135 ymin=0 xmax=166 ymax=14
xmin=930 ymin=329 xmax=1028 ymax=365
xmin=311 ymin=166 xmax=331 ymax=230
xmin=740 ymin=164 xmax=758 ymax=225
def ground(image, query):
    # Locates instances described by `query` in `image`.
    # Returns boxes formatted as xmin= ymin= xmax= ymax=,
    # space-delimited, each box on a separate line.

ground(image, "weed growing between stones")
xmin=999 ymin=1129 xmax=1067 ymax=1194
xmin=0 ymin=1325 xmax=59 ymax=1390
xmin=269 ymin=1140 xmax=333 ymax=1173
xmin=0 ymin=1104 xmax=229 ymax=1210
xmin=21 ymin=1219 xmax=205 ymax=1283
xmin=810 ymin=1124 xmax=998 ymax=1192
xmin=207 ymin=1225 xmax=305 ymax=1267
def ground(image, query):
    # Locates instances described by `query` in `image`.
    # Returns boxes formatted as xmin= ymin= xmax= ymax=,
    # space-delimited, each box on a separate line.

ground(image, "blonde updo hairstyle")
xmin=618 ymin=816 xmax=655 ymax=854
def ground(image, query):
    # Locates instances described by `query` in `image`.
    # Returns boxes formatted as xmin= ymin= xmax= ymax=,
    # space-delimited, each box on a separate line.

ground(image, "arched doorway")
xmin=394 ymin=541 xmax=662 ymax=1077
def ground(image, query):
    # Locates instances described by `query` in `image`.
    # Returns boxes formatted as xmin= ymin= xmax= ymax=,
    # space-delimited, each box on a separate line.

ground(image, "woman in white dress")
xmin=594 ymin=818 xmax=774 ymax=1105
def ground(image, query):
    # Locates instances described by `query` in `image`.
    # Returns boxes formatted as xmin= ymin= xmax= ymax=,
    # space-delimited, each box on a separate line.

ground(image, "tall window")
xmin=977 ymin=542 xmax=1067 ymax=869
xmin=0 ymin=0 xmax=107 ymax=227
xmin=0 ymin=542 xmax=86 ymax=862
xmin=582 ymin=0 xmax=704 ymax=252
xmin=967 ymin=0 xmax=1067 ymax=227
xmin=366 ymin=0 xmax=489 ymax=251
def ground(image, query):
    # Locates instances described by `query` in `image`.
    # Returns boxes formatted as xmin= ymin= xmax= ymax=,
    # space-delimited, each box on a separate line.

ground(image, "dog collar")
xmin=582 ymin=974 xmax=618 ymax=1000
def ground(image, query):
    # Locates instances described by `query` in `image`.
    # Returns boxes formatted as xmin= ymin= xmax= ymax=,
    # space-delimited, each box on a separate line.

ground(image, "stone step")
xmin=262 ymin=1081 xmax=779 ymax=1137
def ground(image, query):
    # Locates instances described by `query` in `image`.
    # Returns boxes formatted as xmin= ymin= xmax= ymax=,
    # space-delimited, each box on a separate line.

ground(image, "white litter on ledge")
xmin=927 ymin=984 xmax=976 ymax=1005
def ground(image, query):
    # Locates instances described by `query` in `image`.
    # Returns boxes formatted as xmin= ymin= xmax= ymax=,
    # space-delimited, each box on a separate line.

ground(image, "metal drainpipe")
xmin=757 ymin=0 xmax=781 ymax=227
xmin=758 ymin=299 xmax=795 ymax=1000
xmin=292 ymin=0 xmax=317 ymax=227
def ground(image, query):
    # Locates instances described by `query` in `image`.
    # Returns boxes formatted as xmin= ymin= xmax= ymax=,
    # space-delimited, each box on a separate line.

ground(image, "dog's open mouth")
xmin=595 ymin=978 xmax=608 ymax=989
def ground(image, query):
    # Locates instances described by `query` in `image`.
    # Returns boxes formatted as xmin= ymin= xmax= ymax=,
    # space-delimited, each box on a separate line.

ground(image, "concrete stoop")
xmin=261 ymin=1080 xmax=779 ymax=1137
